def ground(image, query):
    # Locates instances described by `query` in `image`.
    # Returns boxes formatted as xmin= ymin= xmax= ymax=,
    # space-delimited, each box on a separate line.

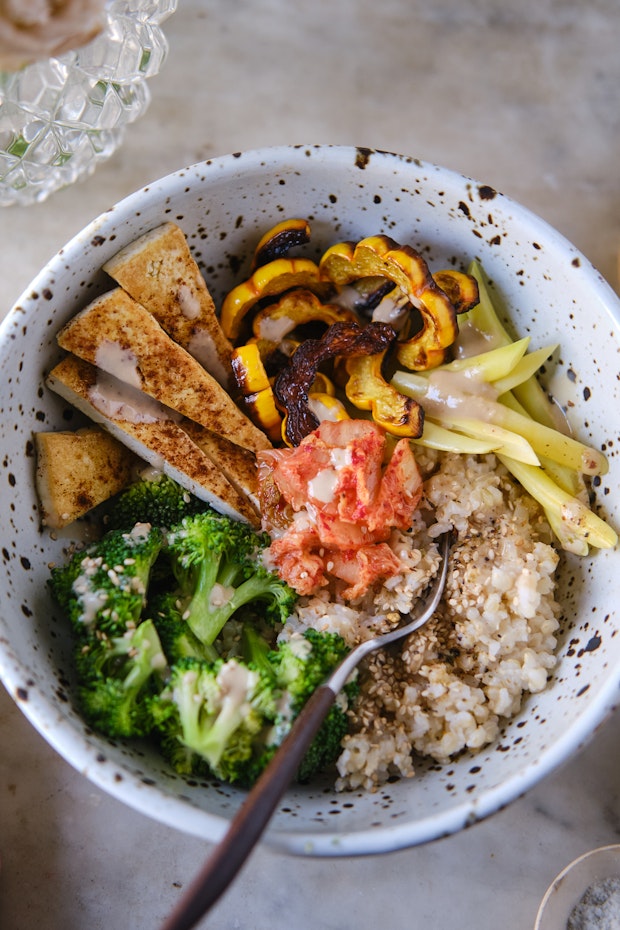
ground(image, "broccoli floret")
xmin=270 ymin=629 xmax=358 ymax=782
xmin=49 ymin=523 xmax=163 ymax=639
xmin=103 ymin=473 xmax=208 ymax=532
xmin=149 ymin=626 xmax=354 ymax=786
xmin=75 ymin=618 xmax=167 ymax=738
xmin=274 ymin=629 xmax=352 ymax=705
xmin=240 ymin=623 xmax=277 ymax=677
xmin=166 ymin=511 xmax=297 ymax=648
xmin=295 ymin=703 xmax=350 ymax=783
xmin=243 ymin=625 xmax=356 ymax=783
xmin=148 ymin=590 xmax=219 ymax=665
xmin=150 ymin=656 xmax=276 ymax=783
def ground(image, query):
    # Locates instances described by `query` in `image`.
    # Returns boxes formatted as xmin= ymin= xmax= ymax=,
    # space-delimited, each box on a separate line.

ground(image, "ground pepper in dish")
xmin=567 ymin=876 xmax=620 ymax=930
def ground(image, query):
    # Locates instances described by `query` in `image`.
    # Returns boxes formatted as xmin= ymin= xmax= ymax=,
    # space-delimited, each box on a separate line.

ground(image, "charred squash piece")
xmin=306 ymin=393 xmax=350 ymax=428
xmin=319 ymin=236 xmax=459 ymax=371
xmin=309 ymin=371 xmax=337 ymax=396
xmin=345 ymin=353 xmax=424 ymax=438
xmin=230 ymin=342 xmax=271 ymax=394
xmin=220 ymin=258 xmax=329 ymax=342
xmin=242 ymin=389 xmax=283 ymax=443
xmin=230 ymin=343 xmax=283 ymax=441
xmin=251 ymin=218 xmax=312 ymax=270
xmin=433 ymin=269 xmax=479 ymax=314
xmin=252 ymin=288 xmax=358 ymax=342
xmin=273 ymin=320 xmax=396 ymax=446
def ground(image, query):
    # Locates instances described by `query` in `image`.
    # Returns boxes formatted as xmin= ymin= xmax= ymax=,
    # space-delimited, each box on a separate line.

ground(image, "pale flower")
xmin=0 ymin=0 xmax=106 ymax=71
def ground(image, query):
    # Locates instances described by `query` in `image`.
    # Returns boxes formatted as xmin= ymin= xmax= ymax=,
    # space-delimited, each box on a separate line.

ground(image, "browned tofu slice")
xmin=35 ymin=427 xmax=139 ymax=529
xmin=181 ymin=420 xmax=259 ymax=510
xmin=102 ymin=222 xmax=233 ymax=388
xmin=56 ymin=287 xmax=272 ymax=455
xmin=46 ymin=356 xmax=260 ymax=526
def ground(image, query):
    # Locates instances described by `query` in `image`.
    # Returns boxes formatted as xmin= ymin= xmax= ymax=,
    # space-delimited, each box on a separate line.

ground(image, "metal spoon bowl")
xmin=162 ymin=532 xmax=452 ymax=930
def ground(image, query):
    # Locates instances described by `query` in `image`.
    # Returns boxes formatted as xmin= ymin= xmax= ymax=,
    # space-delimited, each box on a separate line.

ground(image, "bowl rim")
xmin=1 ymin=143 xmax=620 ymax=855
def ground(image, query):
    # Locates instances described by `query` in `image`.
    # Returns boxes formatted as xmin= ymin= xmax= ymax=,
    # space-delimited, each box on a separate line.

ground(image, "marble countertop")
xmin=1 ymin=2 xmax=619 ymax=928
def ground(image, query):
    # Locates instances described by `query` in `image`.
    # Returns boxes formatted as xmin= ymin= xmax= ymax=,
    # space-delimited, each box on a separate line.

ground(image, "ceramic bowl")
xmin=1 ymin=145 xmax=619 ymax=856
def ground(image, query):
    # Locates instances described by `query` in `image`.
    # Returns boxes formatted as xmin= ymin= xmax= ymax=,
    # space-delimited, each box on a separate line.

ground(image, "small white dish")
xmin=535 ymin=845 xmax=620 ymax=929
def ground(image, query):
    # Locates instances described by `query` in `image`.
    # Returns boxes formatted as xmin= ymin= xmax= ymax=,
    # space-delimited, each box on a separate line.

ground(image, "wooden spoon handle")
xmin=161 ymin=683 xmax=336 ymax=930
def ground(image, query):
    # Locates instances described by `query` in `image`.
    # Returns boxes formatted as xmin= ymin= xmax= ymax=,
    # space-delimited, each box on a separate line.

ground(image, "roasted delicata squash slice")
xmin=240 ymin=388 xmax=283 ymax=444
xmin=250 ymin=218 xmax=312 ymax=270
xmin=273 ymin=320 xmax=396 ymax=446
xmin=306 ymin=392 xmax=349 ymax=426
xmin=432 ymin=269 xmax=479 ymax=314
xmin=231 ymin=342 xmax=272 ymax=395
xmin=220 ymin=257 xmax=331 ymax=341
xmin=230 ymin=343 xmax=283 ymax=442
xmin=319 ymin=235 xmax=461 ymax=371
xmin=251 ymin=288 xmax=358 ymax=343
xmin=345 ymin=352 xmax=424 ymax=438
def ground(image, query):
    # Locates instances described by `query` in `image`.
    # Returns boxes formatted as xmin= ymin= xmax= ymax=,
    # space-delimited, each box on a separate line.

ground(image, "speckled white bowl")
xmin=1 ymin=145 xmax=619 ymax=856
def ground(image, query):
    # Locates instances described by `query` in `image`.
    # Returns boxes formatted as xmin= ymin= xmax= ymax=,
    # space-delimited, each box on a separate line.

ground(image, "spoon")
xmin=161 ymin=532 xmax=451 ymax=930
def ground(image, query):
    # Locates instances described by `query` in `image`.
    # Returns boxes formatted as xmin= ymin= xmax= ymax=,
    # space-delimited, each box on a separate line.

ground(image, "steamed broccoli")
xmin=48 ymin=523 xmax=166 ymax=738
xmin=269 ymin=629 xmax=358 ymax=782
xmin=103 ymin=473 xmax=208 ymax=532
xmin=165 ymin=511 xmax=297 ymax=648
xmin=150 ymin=628 xmax=355 ymax=786
xmin=242 ymin=625 xmax=358 ymax=782
xmin=149 ymin=656 xmax=276 ymax=783
xmin=49 ymin=503 xmax=352 ymax=787
xmin=49 ymin=522 xmax=164 ymax=638
xmin=75 ymin=618 xmax=167 ymax=737
xmin=149 ymin=590 xmax=219 ymax=665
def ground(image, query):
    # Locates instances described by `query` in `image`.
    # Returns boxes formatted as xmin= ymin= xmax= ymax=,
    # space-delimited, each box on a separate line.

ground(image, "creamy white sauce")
xmin=308 ymin=467 xmax=339 ymax=503
xmin=89 ymin=371 xmax=169 ymax=424
xmin=137 ymin=463 xmax=165 ymax=481
xmin=126 ymin=522 xmax=153 ymax=541
xmin=177 ymin=284 xmax=201 ymax=320
xmin=330 ymin=285 xmax=361 ymax=311
xmin=209 ymin=583 xmax=235 ymax=609
xmin=255 ymin=314 xmax=295 ymax=343
xmin=95 ymin=339 xmax=142 ymax=389
xmin=186 ymin=329 xmax=229 ymax=386
xmin=452 ymin=317 xmax=504 ymax=358
xmin=422 ymin=368 xmax=499 ymax=421
xmin=287 ymin=631 xmax=313 ymax=660
xmin=72 ymin=579 xmax=108 ymax=627
xmin=371 ymin=293 xmax=409 ymax=331
xmin=330 ymin=446 xmax=353 ymax=469
xmin=216 ymin=660 xmax=259 ymax=704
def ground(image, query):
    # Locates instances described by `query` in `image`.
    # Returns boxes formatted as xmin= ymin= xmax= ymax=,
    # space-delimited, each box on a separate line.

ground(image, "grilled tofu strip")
xmin=56 ymin=287 xmax=271 ymax=455
xmin=102 ymin=222 xmax=234 ymax=389
xmin=46 ymin=356 xmax=260 ymax=526
xmin=181 ymin=420 xmax=260 ymax=510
